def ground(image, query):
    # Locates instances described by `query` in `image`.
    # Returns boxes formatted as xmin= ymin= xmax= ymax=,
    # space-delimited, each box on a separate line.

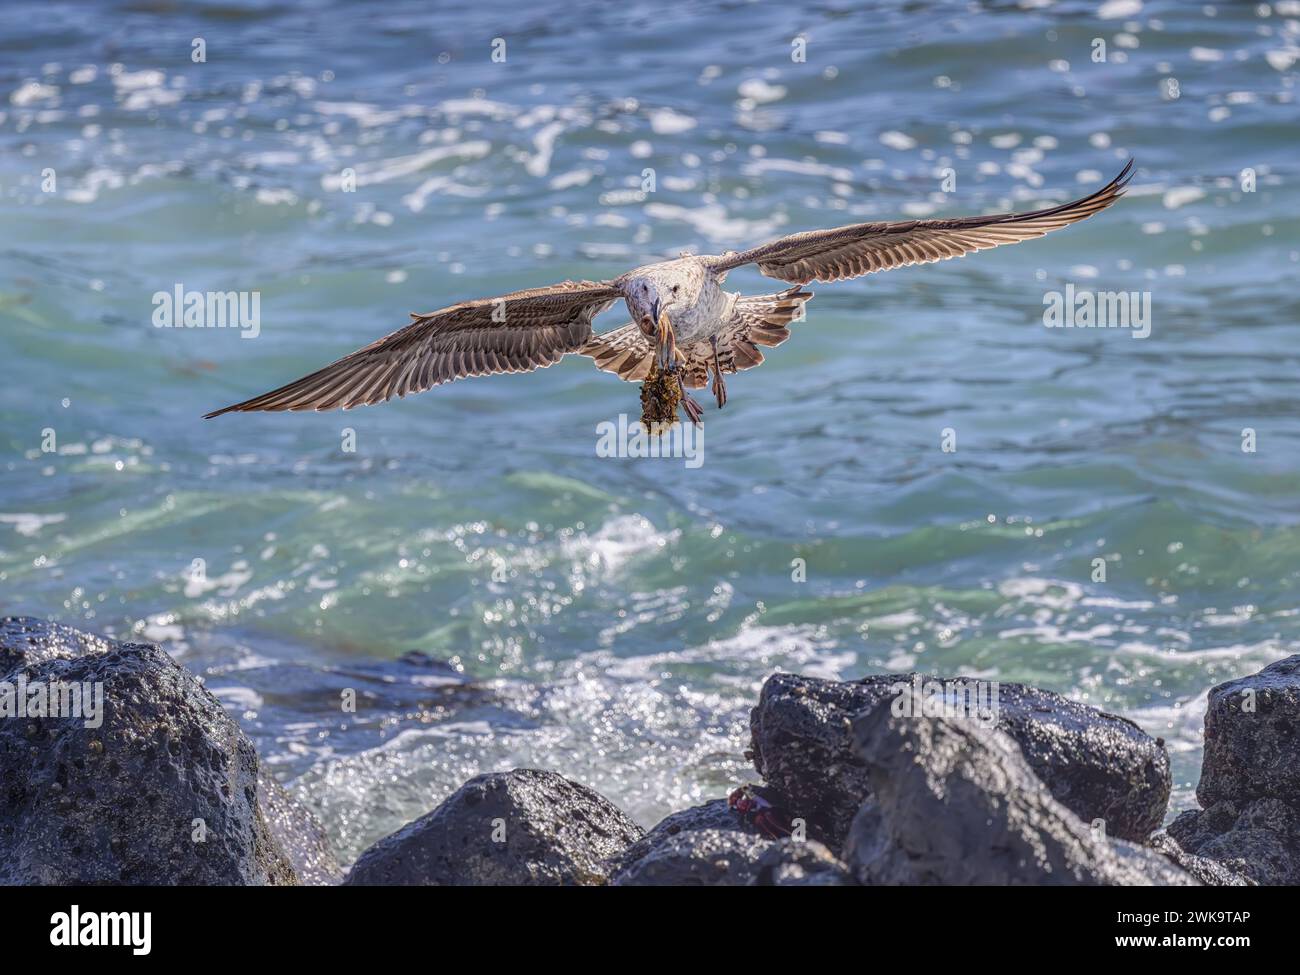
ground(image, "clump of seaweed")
xmin=639 ymin=360 xmax=681 ymax=430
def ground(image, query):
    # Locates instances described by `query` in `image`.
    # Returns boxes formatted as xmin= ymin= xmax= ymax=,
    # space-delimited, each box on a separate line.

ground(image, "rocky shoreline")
xmin=1 ymin=614 xmax=1295 ymax=885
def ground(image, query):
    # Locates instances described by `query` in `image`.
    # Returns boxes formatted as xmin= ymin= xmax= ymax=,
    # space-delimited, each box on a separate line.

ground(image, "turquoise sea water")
xmin=2 ymin=0 xmax=1297 ymax=861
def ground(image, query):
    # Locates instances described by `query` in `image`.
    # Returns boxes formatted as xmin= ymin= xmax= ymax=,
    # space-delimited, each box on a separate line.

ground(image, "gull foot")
xmin=679 ymin=379 xmax=704 ymax=427
xmin=710 ymin=336 xmax=727 ymax=409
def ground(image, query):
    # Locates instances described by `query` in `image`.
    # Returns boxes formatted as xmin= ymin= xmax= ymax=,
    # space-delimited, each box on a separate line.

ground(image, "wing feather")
xmin=577 ymin=321 xmax=656 ymax=382
xmin=204 ymin=280 xmax=620 ymax=417
xmin=707 ymin=160 xmax=1133 ymax=284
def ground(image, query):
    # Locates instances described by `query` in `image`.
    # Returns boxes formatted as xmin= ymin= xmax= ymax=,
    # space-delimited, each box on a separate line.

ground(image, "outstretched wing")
xmin=204 ymin=280 xmax=620 ymax=417
xmin=706 ymin=160 xmax=1133 ymax=284
xmin=577 ymin=321 xmax=656 ymax=382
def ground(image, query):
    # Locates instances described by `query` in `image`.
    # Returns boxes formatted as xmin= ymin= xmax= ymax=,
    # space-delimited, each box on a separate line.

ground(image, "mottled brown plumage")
xmin=205 ymin=161 xmax=1133 ymax=424
xmin=706 ymin=159 xmax=1133 ymax=284
xmin=204 ymin=280 xmax=618 ymax=416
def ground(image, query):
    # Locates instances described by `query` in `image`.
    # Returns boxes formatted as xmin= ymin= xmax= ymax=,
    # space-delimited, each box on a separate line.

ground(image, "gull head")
xmin=624 ymin=276 xmax=663 ymax=334
xmin=622 ymin=261 xmax=700 ymax=336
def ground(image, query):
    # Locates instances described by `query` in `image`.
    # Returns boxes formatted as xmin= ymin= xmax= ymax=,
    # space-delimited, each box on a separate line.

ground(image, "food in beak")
xmin=639 ymin=357 xmax=682 ymax=429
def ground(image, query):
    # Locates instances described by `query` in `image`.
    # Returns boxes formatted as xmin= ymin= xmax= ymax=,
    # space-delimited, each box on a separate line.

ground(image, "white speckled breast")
xmin=672 ymin=272 xmax=735 ymax=344
xmin=617 ymin=257 xmax=737 ymax=345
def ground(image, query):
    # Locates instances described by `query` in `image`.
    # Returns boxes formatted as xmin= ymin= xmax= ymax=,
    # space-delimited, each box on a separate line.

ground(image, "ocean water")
xmin=2 ymin=0 xmax=1297 ymax=863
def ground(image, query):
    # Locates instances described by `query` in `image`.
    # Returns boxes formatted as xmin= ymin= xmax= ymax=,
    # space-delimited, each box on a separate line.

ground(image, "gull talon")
xmin=678 ymin=377 xmax=704 ymax=426
xmin=710 ymin=335 xmax=727 ymax=409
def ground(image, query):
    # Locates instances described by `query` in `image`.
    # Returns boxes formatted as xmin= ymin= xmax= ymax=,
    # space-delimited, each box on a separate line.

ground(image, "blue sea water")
xmin=1 ymin=0 xmax=1297 ymax=862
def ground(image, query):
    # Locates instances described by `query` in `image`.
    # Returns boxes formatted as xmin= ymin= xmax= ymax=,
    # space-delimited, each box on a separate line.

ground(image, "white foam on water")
xmin=212 ymin=686 xmax=264 ymax=712
xmin=320 ymin=141 xmax=491 ymax=190
xmin=998 ymin=577 xmax=1085 ymax=610
xmin=737 ymin=78 xmax=787 ymax=105
xmin=647 ymin=107 xmax=695 ymax=134
xmin=642 ymin=201 xmax=785 ymax=244
xmin=561 ymin=513 xmax=679 ymax=576
xmin=1098 ymin=0 xmax=1142 ymax=19
xmin=879 ymin=130 xmax=917 ymax=151
xmin=10 ymin=81 xmax=59 ymax=106
xmin=1163 ymin=186 xmax=1206 ymax=209
xmin=0 ymin=512 xmax=66 ymax=537
xmin=742 ymin=157 xmax=854 ymax=182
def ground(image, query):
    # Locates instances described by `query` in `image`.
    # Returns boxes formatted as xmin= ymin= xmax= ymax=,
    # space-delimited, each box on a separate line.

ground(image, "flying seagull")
xmin=205 ymin=160 xmax=1133 ymax=424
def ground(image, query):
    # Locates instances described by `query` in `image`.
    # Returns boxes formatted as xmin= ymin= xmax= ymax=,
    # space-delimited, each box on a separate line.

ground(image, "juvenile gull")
xmin=205 ymin=160 xmax=1133 ymax=425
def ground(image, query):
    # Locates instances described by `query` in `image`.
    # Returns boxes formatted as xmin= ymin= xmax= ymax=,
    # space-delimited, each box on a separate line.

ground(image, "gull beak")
xmin=655 ymin=308 xmax=677 ymax=371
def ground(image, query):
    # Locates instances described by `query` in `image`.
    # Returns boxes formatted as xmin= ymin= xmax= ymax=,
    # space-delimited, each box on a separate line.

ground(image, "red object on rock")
xmin=728 ymin=785 xmax=794 ymax=839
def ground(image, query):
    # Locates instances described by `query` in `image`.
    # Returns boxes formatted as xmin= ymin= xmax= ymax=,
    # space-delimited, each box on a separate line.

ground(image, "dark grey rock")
xmin=843 ymin=692 xmax=1196 ymax=886
xmin=258 ymin=771 xmax=342 ymax=885
xmin=1167 ymin=800 xmax=1298 ymax=885
xmin=0 ymin=616 xmax=296 ymax=885
xmin=1147 ymin=831 xmax=1251 ymax=886
xmin=1198 ymin=655 xmax=1300 ymax=806
xmin=749 ymin=672 xmax=1170 ymax=847
xmin=1156 ymin=656 xmax=1300 ymax=886
xmin=344 ymin=768 xmax=643 ymax=885
xmin=612 ymin=829 xmax=772 ymax=885
xmin=606 ymin=797 xmax=757 ymax=877
xmin=750 ymin=838 xmax=855 ymax=886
